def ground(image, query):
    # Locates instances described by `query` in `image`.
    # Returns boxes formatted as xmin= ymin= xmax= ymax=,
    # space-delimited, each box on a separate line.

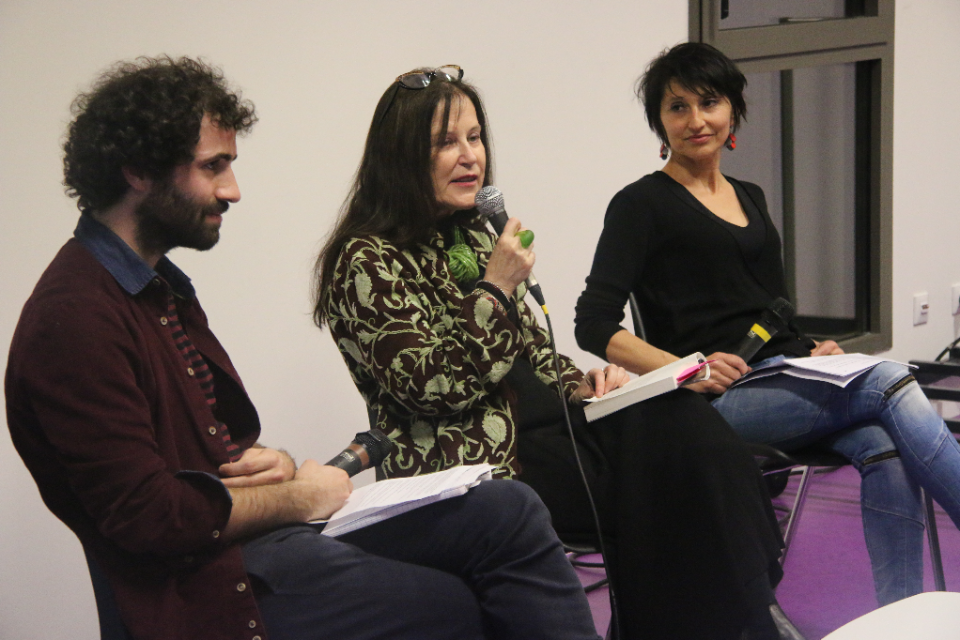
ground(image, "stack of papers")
xmin=732 ymin=354 xmax=913 ymax=389
xmin=313 ymin=463 xmax=495 ymax=537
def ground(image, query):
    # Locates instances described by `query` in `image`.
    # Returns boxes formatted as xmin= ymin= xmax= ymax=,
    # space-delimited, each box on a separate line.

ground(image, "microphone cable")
xmin=935 ymin=333 xmax=960 ymax=362
xmin=475 ymin=185 xmax=619 ymax=634
xmin=539 ymin=301 xmax=621 ymax=640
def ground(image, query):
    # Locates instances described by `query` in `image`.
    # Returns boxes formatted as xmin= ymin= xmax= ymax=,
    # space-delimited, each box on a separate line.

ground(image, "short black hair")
xmin=62 ymin=56 xmax=257 ymax=214
xmin=637 ymin=42 xmax=747 ymax=144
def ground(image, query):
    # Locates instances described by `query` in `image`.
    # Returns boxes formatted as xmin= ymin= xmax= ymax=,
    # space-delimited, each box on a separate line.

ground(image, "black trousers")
xmin=242 ymin=480 xmax=599 ymax=640
xmin=518 ymin=389 xmax=784 ymax=640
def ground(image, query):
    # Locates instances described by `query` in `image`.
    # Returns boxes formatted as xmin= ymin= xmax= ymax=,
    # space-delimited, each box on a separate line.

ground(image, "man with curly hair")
xmin=5 ymin=57 xmax=598 ymax=640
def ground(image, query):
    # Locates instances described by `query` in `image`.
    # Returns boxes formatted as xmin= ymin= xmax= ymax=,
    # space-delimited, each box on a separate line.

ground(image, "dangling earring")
xmin=725 ymin=134 xmax=737 ymax=151
xmin=659 ymin=143 xmax=669 ymax=160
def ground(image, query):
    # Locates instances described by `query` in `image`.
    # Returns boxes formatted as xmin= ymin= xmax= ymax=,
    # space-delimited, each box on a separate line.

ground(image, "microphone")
xmin=324 ymin=429 xmax=395 ymax=477
xmin=735 ymin=297 xmax=796 ymax=362
xmin=474 ymin=186 xmax=546 ymax=306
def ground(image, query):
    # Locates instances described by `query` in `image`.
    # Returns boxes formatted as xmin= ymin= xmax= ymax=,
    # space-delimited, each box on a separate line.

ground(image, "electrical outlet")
xmin=952 ymin=283 xmax=960 ymax=316
xmin=914 ymin=292 xmax=929 ymax=325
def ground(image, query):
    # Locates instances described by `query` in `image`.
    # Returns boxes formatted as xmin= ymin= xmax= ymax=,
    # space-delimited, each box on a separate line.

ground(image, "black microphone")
xmin=735 ymin=297 xmax=796 ymax=362
xmin=324 ymin=429 xmax=395 ymax=477
xmin=474 ymin=186 xmax=546 ymax=306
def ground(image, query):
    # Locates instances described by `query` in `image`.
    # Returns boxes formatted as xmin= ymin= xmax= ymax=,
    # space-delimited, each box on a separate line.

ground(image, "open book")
xmin=313 ymin=463 xmax=495 ymax=537
xmin=582 ymin=353 xmax=709 ymax=422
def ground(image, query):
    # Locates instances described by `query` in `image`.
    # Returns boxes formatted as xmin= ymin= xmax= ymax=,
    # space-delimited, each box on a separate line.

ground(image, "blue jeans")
xmin=712 ymin=359 xmax=960 ymax=606
xmin=242 ymin=480 xmax=599 ymax=640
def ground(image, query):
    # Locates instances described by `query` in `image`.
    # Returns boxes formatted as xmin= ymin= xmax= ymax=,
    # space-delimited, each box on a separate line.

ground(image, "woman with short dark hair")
xmin=575 ymin=42 xmax=960 ymax=608
xmin=316 ymin=64 xmax=794 ymax=639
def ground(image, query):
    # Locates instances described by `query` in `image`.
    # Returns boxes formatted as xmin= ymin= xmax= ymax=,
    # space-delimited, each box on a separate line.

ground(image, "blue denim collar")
xmin=73 ymin=215 xmax=195 ymax=299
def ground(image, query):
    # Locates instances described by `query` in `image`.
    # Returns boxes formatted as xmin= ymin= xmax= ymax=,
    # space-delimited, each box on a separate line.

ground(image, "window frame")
xmin=689 ymin=0 xmax=895 ymax=353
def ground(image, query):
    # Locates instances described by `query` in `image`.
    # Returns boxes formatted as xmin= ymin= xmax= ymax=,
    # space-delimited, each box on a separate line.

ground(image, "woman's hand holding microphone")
xmin=483 ymin=217 xmax=535 ymax=298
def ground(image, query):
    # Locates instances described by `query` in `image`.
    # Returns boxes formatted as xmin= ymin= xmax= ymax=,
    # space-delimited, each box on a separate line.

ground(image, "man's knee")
xmin=467 ymin=480 xmax=553 ymax=531
xmin=471 ymin=479 xmax=545 ymax=514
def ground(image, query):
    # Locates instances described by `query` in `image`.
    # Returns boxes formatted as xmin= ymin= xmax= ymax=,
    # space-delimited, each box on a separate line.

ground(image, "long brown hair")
xmin=312 ymin=71 xmax=493 ymax=327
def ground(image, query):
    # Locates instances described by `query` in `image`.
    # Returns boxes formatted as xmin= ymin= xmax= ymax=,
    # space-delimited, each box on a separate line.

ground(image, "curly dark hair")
xmin=62 ymin=56 xmax=257 ymax=214
xmin=637 ymin=42 xmax=747 ymax=145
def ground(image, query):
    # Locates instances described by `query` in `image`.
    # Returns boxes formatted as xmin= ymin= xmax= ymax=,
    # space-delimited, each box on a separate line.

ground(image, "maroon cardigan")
xmin=6 ymin=234 xmax=266 ymax=640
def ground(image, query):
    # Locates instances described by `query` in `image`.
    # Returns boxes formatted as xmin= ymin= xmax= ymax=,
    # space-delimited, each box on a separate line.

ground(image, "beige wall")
xmin=1 ymin=1 xmax=957 ymax=637
xmin=887 ymin=0 xmax=960 ymax=362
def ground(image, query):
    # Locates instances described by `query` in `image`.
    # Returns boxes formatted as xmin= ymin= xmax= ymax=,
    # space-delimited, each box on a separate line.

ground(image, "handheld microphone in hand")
xmin=735 ymin=297 xmax=796 ymax=362
xmin=474 ymin=186 xmax=546 ymax=306
xmin=324 ymin=429 xmax=395 ymax=477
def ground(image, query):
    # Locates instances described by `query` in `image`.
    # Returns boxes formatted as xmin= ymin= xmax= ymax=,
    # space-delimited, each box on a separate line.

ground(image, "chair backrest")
xmin=627 ymin=293 xmax=646 ymax=342
xmin=83 ymin=547 xmax=133 ymax=640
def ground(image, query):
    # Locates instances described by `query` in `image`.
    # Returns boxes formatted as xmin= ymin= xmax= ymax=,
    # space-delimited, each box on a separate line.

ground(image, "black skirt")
xmin=517 ymin=388 xmax=784 ymax=640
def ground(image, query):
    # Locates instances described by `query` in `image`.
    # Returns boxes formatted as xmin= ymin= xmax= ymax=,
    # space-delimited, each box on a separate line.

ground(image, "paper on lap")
xmin=313 ymin=463 xmax=496 ymax=537
xmin=731 ymin=353 xmax=914 ymax=389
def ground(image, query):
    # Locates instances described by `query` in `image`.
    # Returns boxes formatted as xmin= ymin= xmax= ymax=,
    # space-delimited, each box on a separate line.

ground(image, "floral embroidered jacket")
xmin=324 ymin=212 xmax=583 ymax=478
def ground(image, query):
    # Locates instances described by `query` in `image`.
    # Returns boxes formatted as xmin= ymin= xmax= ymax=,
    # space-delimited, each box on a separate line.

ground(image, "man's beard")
xmin=135 ymin=178 xmax=228 ymax=256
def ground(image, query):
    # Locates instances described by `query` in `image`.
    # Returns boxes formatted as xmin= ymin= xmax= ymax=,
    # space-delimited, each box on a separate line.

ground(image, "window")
xmin=690 ymin=0 xmax=894 ymax=352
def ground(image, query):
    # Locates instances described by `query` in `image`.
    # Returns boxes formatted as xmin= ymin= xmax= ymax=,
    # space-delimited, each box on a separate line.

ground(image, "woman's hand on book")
xmin=571 ymin=364 xmax=630 ymax=404
xmin=687 ymin=352 xmax=750 ymax=395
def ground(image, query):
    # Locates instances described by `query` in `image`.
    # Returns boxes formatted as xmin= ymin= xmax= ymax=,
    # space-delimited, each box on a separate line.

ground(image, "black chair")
xmin=562 ymin=541 xmax=609 ymax=593
xmin=909 ymin=359 xmax=960 ymax=437
xmin=627 ymin=294 xmax=945 ymax=588
xmin=561 ymin=540 xmax=616 ymax=639
xmin=749 ymin=442 xmax=944 ymax=588
xmin=83 ymin=547 xmax=134 ymax=640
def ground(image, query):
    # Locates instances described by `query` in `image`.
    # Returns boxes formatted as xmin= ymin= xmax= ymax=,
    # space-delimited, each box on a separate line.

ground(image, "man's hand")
xmin=811 ymin=340 xmax=844 ymax=356
xmin=687 ymin=352 xmax=750 ymax=395
xmin=292 ymin=460 xmax=354 ymax=522
xmin=570 ymin=364 xmax=631 ymax=404
xmin=220 ymin=446 xmax=296 ymax=488
xmin=221 ymin=459 xmax=353 ymax=541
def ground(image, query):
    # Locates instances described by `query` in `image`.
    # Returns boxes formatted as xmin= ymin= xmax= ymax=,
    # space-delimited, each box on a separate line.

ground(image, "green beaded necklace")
xmin=447 ymin=226 xmax=480 ymax=283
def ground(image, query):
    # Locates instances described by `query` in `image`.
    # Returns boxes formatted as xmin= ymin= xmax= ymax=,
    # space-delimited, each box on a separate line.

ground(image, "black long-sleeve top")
xmin=575 ymin=171 xmax=813 ymax=363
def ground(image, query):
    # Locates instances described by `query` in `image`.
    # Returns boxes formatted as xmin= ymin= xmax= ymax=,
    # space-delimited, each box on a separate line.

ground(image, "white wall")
xmin=1 ymin=1 xmax=958 ymax=638
xmin=886 ymin=0 xmax=960 ymax=362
